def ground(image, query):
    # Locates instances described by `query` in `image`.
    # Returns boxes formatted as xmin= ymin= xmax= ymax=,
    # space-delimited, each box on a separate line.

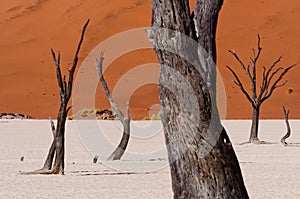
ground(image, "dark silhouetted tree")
xmin=227 ymin=35 xmax=296 ymax=143
xmin=23 ymin=19 xmax=89 ymax=174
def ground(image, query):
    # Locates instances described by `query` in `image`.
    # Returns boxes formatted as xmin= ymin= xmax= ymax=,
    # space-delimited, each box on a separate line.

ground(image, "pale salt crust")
xmin=0 ymin=120 xmax=299 ymax=198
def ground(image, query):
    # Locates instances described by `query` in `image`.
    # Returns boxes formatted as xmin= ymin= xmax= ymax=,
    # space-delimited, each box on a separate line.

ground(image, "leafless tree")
xmin=281 ymin=106 xmax=291 ymax=146
xmin=227 ymin=35 xmax=296 ymax=143
xmin=147 ymin=0 xmax=248 ymax=198
xmin=96 ymin=52 xmax=131 ymax=161
xmin=22 ymin=19 xmax=90 ymax=175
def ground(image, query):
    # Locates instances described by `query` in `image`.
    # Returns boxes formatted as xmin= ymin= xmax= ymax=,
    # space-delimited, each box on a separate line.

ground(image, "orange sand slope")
xmin=0 ymin=0 xmax=299 ymax=119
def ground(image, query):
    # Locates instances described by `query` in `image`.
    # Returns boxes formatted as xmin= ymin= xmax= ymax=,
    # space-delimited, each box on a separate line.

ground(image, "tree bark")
xmin=249 ymin=106 xmax=260 ymax=143
xmin=147 ymin=0 xmax=248 ymax=198
xmin=42 ymin=139 xmax=55 ymax=170
xmin=107 ymin=118 xmax=130 ymax=160
xmin=51 ymin=110 xmax=67 ymax=174
xmin=41 ymin=118 xmax=56 ymax=170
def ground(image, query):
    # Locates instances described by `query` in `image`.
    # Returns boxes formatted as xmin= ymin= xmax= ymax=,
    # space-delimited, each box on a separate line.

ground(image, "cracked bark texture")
xmin=147 ymin=0 xmax=248 ymax=198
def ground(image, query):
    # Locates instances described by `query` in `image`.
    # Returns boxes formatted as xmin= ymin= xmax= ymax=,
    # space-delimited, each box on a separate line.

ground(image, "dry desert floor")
xmin=0 ymin=120 xmax=300 ymax=198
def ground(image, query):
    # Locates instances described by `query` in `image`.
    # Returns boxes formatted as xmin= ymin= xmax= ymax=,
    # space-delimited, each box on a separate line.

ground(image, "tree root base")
xmin=239 ymin=139 xmax=274 ymax=145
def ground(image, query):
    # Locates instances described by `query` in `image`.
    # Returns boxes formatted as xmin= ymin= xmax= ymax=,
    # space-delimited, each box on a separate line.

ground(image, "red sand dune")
xmin=0 ymin=0 xmax=299 ymax=119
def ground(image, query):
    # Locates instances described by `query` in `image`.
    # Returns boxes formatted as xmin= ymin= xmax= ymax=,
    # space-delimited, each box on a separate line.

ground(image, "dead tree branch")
xmin=226 ymin=65 xmax=253 ymax=105
xmin=281 ymin=106 xmax=291 ymax=146
xmin=96 ymin=52 xmax=131 ymax=160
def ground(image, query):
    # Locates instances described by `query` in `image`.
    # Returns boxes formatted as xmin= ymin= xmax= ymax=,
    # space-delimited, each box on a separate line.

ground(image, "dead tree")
xmin=22 ymin=20 xmax=90 ymax=175
xmin=227 ymin=35 xmax=296 ymax=143
xmin=96 ymin=52 xmax=131 ymax=161
xmin=147 ymin=0 xmax=248 ymax=198
xmin=281 ymin=106 xmax=291 ymax=146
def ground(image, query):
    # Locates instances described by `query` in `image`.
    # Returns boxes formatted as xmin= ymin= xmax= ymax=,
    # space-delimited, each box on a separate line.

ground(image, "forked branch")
xmin=251 ymin=34 xmax=262 ymax=65
xmin=260 ymin=64 xmax=296 ymax=103
xmin=228 ymin=50 xmax=252 ymax=81
xmin=226 ymin=65 xmax=253 ymax=105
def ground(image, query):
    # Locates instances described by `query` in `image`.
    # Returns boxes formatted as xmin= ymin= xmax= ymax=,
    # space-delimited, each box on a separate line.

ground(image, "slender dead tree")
xmin=96 ymin=52 xmax=131 ymax=161
xmin=147 ymin=0 xmax=248 ymax=198
xmin=22 ymin=19 xmax=90 ymax=175
xmin=227 ymin=35 xmax=296 ymax=143
xmin=281 ymin=106 xmax=291 ymax=146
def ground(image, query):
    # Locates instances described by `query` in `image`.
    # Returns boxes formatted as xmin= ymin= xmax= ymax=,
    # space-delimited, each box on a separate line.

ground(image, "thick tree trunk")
xmin=148 ymin=0 xmax=248 ymax=198
xmin=249 ymin=107 xmax=260 ymax=143
xmin=51 ymin=110 xmax=67 ymax=174
xmin=107 ymin=123 xmax=130 ymax=160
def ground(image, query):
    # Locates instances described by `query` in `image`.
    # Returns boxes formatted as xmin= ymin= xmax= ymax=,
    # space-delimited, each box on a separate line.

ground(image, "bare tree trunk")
xmin=51 ymin=111 xmax=67 ymax=174
xmin=22 ymin=20 xmax=89 ymax=175
xmin=96 ymin=53 xmax=131 ymax=161
xmin=147 ymin=0 xmax=248 ymax=198
xmin=281 ymin=106 xmax=291 ymax=146
xmin=41 ymin=118 xmax=56 ymax=170
xmin=42 ymin=139 xmax=55 ymax=170
xmin=249 ymin=106 xmax=260 ymax=143
xmin=107 ymin=118 xmax=130 ymax=160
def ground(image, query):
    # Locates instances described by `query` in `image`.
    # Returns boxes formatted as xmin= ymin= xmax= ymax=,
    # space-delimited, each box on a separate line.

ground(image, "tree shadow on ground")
xmin=69 ymin=170 xmax=158 ymax=176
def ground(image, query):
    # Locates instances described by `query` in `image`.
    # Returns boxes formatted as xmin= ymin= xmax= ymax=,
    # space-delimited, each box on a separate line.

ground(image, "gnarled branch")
xmin=226 ymin=65 xmax=253 ymax=105
xmin=261 ymin=64 xmax=296 ymax=103
xmin=228 ymin=50 xmax=253 ymax=81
